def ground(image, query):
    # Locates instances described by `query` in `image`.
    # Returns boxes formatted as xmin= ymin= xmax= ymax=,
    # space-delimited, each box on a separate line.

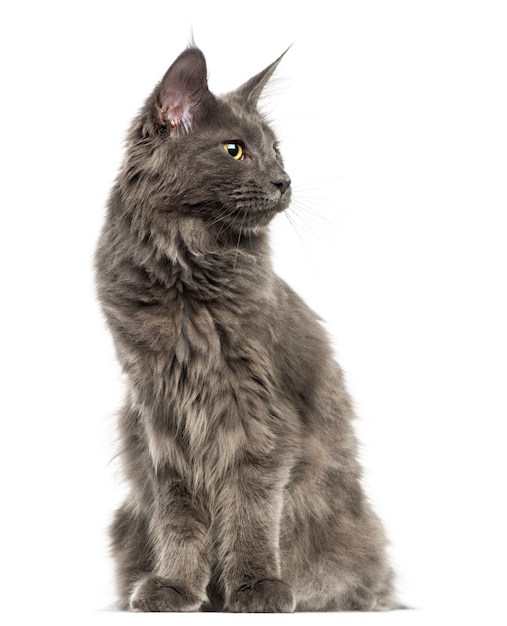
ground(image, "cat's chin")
xmin=226 ymin=202 xmax=289 ymax=235
xmin=230 ymin=211 xmax=282 ymax=235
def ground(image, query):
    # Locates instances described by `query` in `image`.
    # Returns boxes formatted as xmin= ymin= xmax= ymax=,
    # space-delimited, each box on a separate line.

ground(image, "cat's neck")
xmin=126 ymin=212 xmax=273 ymax=300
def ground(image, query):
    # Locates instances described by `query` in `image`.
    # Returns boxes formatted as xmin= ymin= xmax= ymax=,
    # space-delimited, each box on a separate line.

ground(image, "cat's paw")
xmin=227 ymin=578 xmax=295 ymax=613
xmin=130 ymin=575 xmax=204 ymax=612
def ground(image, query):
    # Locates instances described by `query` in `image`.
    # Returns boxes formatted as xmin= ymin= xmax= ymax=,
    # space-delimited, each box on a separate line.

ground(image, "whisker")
xmin=284 ymin=211 xmax=311 ymax=258
xmin=290 ymin=200 xmax=337 ymax=226
xmin=286 ymin=209 xmax=327 ymax=245
xmin=216 ymin=208 xmax=240 ymax=238
xmin=285 ymin=199 xmax=344 ymax=249
xmin=204 ymin=206 xmax=235 ymax=230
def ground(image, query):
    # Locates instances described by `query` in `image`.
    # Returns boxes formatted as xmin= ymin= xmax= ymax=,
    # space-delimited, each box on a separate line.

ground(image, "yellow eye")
xmin=223 ymin=142 xmax=244 ymax=160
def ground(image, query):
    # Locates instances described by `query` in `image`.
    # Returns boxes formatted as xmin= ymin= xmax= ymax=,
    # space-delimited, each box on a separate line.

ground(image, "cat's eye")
xmin=223 ymin=142 xmax=244 ymax=160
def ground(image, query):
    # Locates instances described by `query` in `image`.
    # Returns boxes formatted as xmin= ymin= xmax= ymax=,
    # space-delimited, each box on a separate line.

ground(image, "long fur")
xmin=95 ymin=46 xmax=398 ymax=612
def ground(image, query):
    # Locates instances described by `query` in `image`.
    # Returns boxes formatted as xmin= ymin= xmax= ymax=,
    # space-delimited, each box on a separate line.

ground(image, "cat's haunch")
xmin=95 ymin=45 xmax=399 ymax=613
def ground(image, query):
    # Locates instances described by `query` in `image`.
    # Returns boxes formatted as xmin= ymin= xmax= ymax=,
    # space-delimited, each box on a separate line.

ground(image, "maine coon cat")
xmin=95 ymin=45 xmax=398 ymax=612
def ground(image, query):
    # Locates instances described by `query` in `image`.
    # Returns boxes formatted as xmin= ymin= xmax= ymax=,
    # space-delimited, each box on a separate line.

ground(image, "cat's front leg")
xmin=130 ymin=475 xmax=210 ymax=612
xmin=215 ymin=460 xmax=296 ymax=613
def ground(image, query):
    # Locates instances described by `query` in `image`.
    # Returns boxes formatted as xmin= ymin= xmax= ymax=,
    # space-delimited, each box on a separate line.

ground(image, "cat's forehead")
xmin=217 ymin=95 xmax=276 ymax=145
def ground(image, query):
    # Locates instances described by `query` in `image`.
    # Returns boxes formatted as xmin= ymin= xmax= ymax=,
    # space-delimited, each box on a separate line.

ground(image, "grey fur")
xmin=96 ymin=46 xmax=398 ymax=612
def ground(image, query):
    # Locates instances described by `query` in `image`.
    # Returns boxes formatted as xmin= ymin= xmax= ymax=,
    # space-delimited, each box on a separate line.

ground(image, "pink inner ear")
xmin=157 ymin=95 xmax=192 ymax=130
xmin=157 ymin=47 xmax=209 ymax=132
xmin=166 ymin=98 xmax=187 ymax=126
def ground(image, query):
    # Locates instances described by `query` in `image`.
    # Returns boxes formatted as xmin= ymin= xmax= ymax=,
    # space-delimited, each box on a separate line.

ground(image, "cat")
xmin=95 ymin=45 xmax=398 ymax=612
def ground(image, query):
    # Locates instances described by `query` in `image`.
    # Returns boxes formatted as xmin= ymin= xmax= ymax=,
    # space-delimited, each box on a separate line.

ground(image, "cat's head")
xmin=122 ymin=47 xmax=291 ymax=236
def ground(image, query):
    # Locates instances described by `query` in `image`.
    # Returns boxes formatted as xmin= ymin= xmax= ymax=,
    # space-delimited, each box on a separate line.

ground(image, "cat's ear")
xmin=231 ymin=47 xmax=290 ymax=109
xmin=156 ymin=47 xmax=211 ymax=133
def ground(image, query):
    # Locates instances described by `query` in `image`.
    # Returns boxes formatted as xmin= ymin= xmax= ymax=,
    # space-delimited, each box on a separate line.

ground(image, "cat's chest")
xmin=139 ymin=295 xmax=278 ymax=479
xmin=170 ymin=296 xmax=271 ymax=389
xmin=135 ymin=290 xmax=274 ymax=406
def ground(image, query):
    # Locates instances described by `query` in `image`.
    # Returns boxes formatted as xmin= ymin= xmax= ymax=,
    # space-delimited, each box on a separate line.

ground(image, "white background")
xmin=1 ymin=1 xmax=506 ymax=624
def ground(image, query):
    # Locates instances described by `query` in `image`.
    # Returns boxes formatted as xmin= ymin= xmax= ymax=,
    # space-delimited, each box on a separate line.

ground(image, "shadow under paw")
xmin=130 ymin=575 xmax=203 ymax=612
xmin=228 ymin=578 xmax=295 ymax=613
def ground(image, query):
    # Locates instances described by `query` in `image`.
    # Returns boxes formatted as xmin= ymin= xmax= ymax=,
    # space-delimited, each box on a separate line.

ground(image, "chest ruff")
xmin=130 ymin=299 xmax=281 ymax=491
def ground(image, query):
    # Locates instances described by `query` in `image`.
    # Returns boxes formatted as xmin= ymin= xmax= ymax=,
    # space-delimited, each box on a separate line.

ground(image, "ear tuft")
xmin=156 ymin=47 xmax=210 ymax=133
xmin=229 ymin=46 xmax=291 ymax=110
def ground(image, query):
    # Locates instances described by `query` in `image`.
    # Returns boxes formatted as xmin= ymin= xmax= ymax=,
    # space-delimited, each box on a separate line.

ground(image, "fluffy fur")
xmin=96 ymin=46 xmax=398 ymax=612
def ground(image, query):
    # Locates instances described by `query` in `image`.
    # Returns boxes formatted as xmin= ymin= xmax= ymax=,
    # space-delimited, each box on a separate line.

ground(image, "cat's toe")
xmin=130 ymin=575 xmax=203 ymax=612
xmin=227 ymin=579 xmax=295 ymax=613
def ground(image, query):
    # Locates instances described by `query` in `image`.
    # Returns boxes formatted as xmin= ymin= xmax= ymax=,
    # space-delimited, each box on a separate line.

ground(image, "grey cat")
xmin=95 ymin=46 xmax=398 ymax=612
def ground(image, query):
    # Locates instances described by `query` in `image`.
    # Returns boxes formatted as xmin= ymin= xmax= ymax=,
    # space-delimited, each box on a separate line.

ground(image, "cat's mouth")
xmin=230 ymin=201 xmax=288 ymax=233
xmin=217 ymin=189 xmax=291 ymax=233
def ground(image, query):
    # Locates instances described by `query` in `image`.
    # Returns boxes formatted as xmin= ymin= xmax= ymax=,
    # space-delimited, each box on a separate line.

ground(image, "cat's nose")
xmin=272 ymin=175 xmax=291 ymax=196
